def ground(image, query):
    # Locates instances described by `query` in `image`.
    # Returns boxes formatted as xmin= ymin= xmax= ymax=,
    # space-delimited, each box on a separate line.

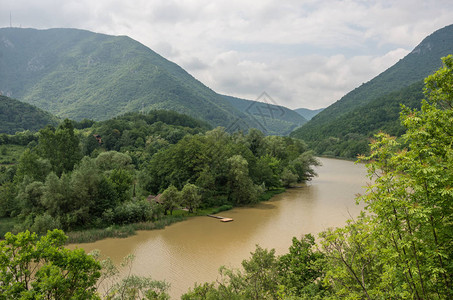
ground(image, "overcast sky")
xmin=1 ymin=1 xmax=452 ymax=109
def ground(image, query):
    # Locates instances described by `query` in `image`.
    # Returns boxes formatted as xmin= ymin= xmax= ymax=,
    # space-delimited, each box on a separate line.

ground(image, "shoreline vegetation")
xmin=1 ymin=113 xmax=316 ymax=245
xmin=67 ymin=188 xmax=285 ymax=244
xmin=1 ymin=188 xmax=286 ymax=244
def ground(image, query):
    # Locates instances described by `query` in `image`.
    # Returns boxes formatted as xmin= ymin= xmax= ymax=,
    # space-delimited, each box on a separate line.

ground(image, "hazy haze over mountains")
xmin=290 ymin=24 xmax=453 ymax=157
xmin=0 ymin=27 xmax=305 ymax=135
xmin=1 ymin=0 xmax=452 ymax=110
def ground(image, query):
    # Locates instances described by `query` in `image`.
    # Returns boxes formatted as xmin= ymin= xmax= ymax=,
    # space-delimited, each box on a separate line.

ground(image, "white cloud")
xmin=1 ymin=0 xmax=452 ymax=109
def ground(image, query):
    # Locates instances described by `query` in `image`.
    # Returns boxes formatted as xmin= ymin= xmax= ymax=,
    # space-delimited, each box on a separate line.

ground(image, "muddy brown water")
xmin=69 ymin=157 xmax=369 ymax=299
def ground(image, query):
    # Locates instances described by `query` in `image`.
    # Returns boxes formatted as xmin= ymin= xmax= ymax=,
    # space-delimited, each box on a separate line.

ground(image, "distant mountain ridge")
xmin=294 ymin=108 xmax=324 ymax=120
xmin=224 ymin=95 xmax=307 ymax=135
xmin=0 ymin=95 xmax=59 ymax=134
xmin=0 ymin=27 xmax=301 ymax=135
xmin=291 ymin=24 xmax=453 ymax=156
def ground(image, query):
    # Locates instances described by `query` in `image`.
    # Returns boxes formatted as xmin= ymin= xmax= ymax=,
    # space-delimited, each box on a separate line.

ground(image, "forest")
xmin=0 ymin=56 xmax=452 ymax=299
xmin=0 ymin=109 xmax=319 ymax=236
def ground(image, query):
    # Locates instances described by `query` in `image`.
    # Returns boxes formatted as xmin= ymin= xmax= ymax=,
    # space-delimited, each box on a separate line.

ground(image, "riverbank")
xmin=68 ymin=158 xmax=368 ymax=299
xmin=0 ymin=188 xmax=286 ymax=243
xmin=66 ymin=188 xmax=285 ymax=243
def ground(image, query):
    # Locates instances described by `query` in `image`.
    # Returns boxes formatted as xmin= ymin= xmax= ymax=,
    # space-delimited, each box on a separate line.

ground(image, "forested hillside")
xmin=303 ymin=81 xmax=425 ymax=157
xmin=291 ymin=24 xmax=453 ymax=157
xmin=0 ymin=95 xmax=58 ymax=134
xmin=0 ymin=27 xmax=300 ymax=135
xmin=224 ymin=95 xmax=307 ymax=135
xmin=294 ymin=107 xmax=324 ymax=120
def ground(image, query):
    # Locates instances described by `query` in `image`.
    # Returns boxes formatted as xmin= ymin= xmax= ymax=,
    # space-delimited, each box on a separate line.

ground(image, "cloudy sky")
xmin=1 ymin=1 xmax=452 ymax=109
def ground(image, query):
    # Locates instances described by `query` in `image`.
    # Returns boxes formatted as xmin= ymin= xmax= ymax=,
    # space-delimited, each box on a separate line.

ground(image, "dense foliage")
xmin=296 ymin=81 xmax=424 ymax=158
xmin=0 ymin=230 xmax=170 ymax=299
xmin=291 ymin=24 xmax=453 ymax=158
xmin=142 ymin=127 xmax=319 ymax=207
xmin=0 ymin=229 xmax=101 ymax=299
xmin=0 ymin=27 xmax=302 ymax=135
xmin=0 ymin=108 xmax=318 ymax=235
xmin=0 ymin=95 xmax=58 ymax=134
xmin=183 ymin=56 xmax=453 ymax=299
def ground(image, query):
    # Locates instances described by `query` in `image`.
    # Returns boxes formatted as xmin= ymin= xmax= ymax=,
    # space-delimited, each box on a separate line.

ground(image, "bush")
xmin=113 ymin=200 xmax=153 ymax=224
xmin=30 ymin=213 xmax=62 ymax=234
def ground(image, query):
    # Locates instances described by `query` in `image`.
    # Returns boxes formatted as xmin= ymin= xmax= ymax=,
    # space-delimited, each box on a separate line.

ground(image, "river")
xmin=70 ymin=157 xmax=369 ymax=299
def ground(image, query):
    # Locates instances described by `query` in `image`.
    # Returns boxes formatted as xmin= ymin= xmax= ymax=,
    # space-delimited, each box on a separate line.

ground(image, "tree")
xmin=14 ymin=149 xmax=51 ymax=183
xmin=0 ymin=229 xmax=101 ymax=299
xmin=278 ymin=234 xmax=328 ymax=298
xmin=320 ymin=55 xmax=453 ymax=299
xmin=280 ymin=168 xmax=298 ymax=188
xmin=288 ymin=151 xmax=320 ymax=183
xmin=181 ymin=183 xmax=201 ymax=213
xmin=160 ymin=185 xmax=181 ymax=215
xmin=37 ymin=119 xmax=82 ymax=176
xmin=94 ymin=252 xmax=170 ymax=300
xmin=227 ymin=155 xmax=262 ymax=204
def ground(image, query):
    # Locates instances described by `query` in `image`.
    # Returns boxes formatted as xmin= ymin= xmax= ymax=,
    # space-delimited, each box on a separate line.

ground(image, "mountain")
xmin=294 ymin=108 xmax=324 ymax=120
xmin=224 ymin=95 xmax=307 ymax=135
xmin=291 ymin=24 xmax=453 ymax=156
xmin=0 ymin=95 xmax=59 ymax=134
xmin=0 ymin=27 xmax=297 ymax=135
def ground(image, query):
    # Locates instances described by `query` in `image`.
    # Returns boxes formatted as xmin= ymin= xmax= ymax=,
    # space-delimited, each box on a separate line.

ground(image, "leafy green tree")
xmin=107 ymin=168 xmax=133 ymax=203
xmin=246 ymin=128 xmax=265 ymax=157
xmin=15 ymin=179 xmax=45 ymax=218
xmin=183 ymin=245 xmax=279 ymax=300
xmin=288 ymin=151 xmax=320 ymax=183
xmin=181 ymin=183 xmax=201 ymax=213
xmin=0 ymin=181 xmax=17 ymax=217
xmin=280 ymin=168 xmax=298 ymax=187
xmin=37 ymin=119 xmax=82 ymax=176
xmin=41 ymin=172 xmax=73 ymax=225
xmin=69 ymin=156 xmax=102 ymax=227
xmin=253 ymin=155 xmax=281 ymax=188
xmin=278 ymin=234 xmax=329 ymax=298
xmin=227 ymin=155 xmax=262 ymax=205
xmin=160 ymin=185 xmax=181 ymax=215
xmin=0 ymin=229 xmax=101 ymax=299
xmin=93 ymin=250 xmax=170 ymax=300
xmin=95 ymin=151 xmax=133 ymax=171
xmin=320 ymin=55 xmax=453 ymax=299
xmin=14 ymin=148 xmax=52 ymax=183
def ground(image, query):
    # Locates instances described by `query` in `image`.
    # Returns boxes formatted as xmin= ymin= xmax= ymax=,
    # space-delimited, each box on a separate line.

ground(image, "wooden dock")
xmin=207 ymin=214 xmax=233 ymax=222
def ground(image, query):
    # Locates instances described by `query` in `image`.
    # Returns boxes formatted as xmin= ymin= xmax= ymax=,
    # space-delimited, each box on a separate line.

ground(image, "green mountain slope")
xmin=0 ymin=27 xmax=276 ymax=132
xmin=223 ymin=95 xmax=307 ymax=135
xmin=291 ymin=24 xmax=453 ymax=143
xmin=0 ymin=95 xmax=59 ymax=134
xmin=294 ymin=108 xmax=324 ymax=120
xmin=308 ymin=81 xmax=424 ymax=157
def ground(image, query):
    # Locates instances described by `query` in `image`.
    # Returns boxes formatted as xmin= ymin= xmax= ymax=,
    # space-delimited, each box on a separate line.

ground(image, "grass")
xmin=66 ymin=203 xmax=239 ymax=244
xmin=259 ymin=188 xmax=286 ymax=202
xmin=66 ymin=215 xmax=187 ymax=244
